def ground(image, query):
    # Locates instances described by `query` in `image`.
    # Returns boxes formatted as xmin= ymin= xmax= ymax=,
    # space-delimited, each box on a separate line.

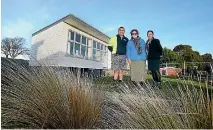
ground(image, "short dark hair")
xmin=130 ymin=29 xmax=139 ymax=34
xmin=147 ymin=30 xmax=154 ymax=35
xmin=118 ymin=26 xmax=125 ymax=31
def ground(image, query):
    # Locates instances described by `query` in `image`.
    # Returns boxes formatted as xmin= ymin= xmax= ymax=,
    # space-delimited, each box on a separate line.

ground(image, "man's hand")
xmin=108 ymin=46 xmax=113 ymax=52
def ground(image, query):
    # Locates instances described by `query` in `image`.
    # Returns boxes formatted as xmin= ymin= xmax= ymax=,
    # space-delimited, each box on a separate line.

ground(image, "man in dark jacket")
xmin=146 ymin=30 xmax=163 ymax=88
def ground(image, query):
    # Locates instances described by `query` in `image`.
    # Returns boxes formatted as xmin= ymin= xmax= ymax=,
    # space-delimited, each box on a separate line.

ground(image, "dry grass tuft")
xmin=1 ymin=59 xmax=212 ymax=129
xmin=1 ymin=59 xmax=102 ymax=129
xmin=106 ymin=81 xmax=212 ymax=129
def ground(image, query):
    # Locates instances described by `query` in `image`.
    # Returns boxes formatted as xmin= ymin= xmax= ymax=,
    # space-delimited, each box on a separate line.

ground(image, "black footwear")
xmin=139 ymin=81 xmax=144 ymax=86
xmin=118 ymin=80 xmax=123 ymax=83
xmin=151 ymin=81 xmax=157 ymax=87
xmin=157 ymin=82 xmax=162 ymax=89
xmin=132 ymin=81 xmax=137 ymax=86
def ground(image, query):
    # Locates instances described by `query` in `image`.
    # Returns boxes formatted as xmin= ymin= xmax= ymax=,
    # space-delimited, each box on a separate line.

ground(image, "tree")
xmin=162 ymin=47 xmax=183 ymax=67
xmin=1 ymin=37 xmax=29 ymax=59
xmin=173 ymin=44 xmax=192 ymax=56
xmin=202 ymin=53 xmax=212 ymax=62
xmin=163 ymin=47 xmax=183 ymax=62
xmin=173 ymin=44 xmax=203 ymax=62
xmin=1 ymin=38 xmax=11 ymax=58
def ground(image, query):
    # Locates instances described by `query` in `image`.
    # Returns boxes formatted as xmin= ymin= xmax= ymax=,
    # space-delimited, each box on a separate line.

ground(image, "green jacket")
xmin=108 ymin=36 xmax=117 ymax=54
xmin=108 ymin=35 xmax=128 ymax=54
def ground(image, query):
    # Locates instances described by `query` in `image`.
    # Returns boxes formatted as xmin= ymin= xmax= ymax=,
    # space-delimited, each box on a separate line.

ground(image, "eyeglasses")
xmin=131 ymin=33 xmax=138 ymax=35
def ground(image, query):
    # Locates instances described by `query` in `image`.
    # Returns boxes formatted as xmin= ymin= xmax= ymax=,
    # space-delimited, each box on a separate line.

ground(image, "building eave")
xmin=32 ymin=14 xmax=110 ymax=43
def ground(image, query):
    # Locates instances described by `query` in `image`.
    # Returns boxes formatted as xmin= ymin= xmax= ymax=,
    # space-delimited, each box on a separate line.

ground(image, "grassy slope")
xmin=93 ymin=75 xmax=213 ymax=92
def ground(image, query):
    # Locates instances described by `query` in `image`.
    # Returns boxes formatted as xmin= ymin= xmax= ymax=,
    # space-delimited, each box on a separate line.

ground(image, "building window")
xmin=75 ymin=33 xmax=81 ymax=43
xmin=68 ymin=31 xmax=107 ymax=62
xmin=93 ymin=49 xmax=96 ymax=60
xmin=100 ymin=44 xmax=106 ymax=62
xmin=81 ymin=45 xmax=86 ymax=57
xmin=70 ymin=42 xmax=74 ymax=55
xmin=92 ymin=41 xmax=96 ymax=60
xmin=92 ymin=40 xmax=106 ymax=61
xmin=96 ymin=42 xmax=101 ymax=61
xmin=101 ymin=44 xmax=104 ymax=50
xmin=69 ymin=31 xmax=89 ymax=58
xmin=87 ymin=38 xmax=92 ymax=59
xmin=75 ymin=43 xmax=80 ymax=56
xmin=97 ymin=42 xmax=100 ymax=50
xmin=93 ymin=41 xmax=96 ymax=48
xmin=96 ymin=49 xmax=101 ymax=61
xmin=70 ymin=31 xmax=75 ymax=40
xmin=82 ymin=36 xmax=86 ymax=45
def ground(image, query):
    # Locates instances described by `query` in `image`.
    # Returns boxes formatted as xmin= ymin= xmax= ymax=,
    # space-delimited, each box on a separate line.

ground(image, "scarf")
xmin=146 ymin=39 xmax=152 ymax=55
xmin=133 ymin=37 xmax=142 ymax=55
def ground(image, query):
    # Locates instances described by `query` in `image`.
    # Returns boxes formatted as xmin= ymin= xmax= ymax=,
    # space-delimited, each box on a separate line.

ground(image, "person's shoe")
xmin=132 ymin=81 xmax=137 ymax=86
xmin=118 ymin=80 xmax=123 ymax=83
xmin=151 ymin=81 xmax=157 ymax=87
xmin=157 ymin=82 xmax=162 ymax=89
xmin=139 ymin=81 xmax=144 ymax=86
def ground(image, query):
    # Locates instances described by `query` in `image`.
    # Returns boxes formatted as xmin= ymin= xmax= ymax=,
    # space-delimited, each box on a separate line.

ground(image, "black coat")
xmin=147 ymin=38 xmax=163 ymax=60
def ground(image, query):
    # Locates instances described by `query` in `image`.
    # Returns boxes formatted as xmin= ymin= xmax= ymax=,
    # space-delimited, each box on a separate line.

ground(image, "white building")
xmin=29 ymin=14 xmax=111 ymax=70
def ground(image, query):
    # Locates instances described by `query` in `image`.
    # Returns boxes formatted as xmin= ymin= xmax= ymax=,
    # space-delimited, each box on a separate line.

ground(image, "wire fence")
xmin=160 ymin=61 xmax=213 ymax=86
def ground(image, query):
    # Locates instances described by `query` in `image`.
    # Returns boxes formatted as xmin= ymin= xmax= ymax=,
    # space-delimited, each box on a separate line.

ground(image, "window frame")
xmin=92 ymin=40 xmax=107 ymax=62
xmin=68 ymin=30 xmax=107 ymax=62
xmin=68 ymin=30 xmax=89 ymax=58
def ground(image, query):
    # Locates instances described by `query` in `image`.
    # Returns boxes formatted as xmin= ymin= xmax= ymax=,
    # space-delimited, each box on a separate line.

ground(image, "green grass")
xmin=92 ymin=75 xmax=213 ymax=95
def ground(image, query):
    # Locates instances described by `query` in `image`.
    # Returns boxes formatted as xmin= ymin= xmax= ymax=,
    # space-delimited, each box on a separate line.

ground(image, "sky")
xmin=1 ymin=0 xmax=213 ymax=55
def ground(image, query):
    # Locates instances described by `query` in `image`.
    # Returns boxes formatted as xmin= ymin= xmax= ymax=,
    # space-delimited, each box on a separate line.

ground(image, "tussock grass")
xmin=105 ymin=80 xmax=212 ymax=129
xmin=1 ymin=59 xmax=212 ymax=129
xmin=1 ymin=60 xmax=102 ymax=129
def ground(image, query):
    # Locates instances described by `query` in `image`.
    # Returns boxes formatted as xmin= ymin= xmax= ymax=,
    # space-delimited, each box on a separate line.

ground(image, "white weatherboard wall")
xmin=30 ymin=22 xmax=111 ymax=69
xmin=30 ymin=22 xmax=66 ymax=66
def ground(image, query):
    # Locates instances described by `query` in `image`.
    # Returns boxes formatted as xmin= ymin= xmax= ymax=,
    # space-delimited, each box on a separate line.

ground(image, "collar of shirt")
xmin=117 ymin=34 xmax=127 ymax=40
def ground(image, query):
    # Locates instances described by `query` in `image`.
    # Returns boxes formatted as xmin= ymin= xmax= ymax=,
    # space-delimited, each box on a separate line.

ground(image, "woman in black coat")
xmin=146 ymin=30 xmax=163 ymax=88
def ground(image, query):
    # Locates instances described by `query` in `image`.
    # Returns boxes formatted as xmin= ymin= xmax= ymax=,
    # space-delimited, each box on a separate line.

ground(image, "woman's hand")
xmin=128 ymin=60 xmax=131 ymax=64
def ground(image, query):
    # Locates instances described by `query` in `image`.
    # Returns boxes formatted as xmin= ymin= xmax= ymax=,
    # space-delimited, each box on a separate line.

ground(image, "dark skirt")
xmin=148 ymin=59 xmax=160 ymax=70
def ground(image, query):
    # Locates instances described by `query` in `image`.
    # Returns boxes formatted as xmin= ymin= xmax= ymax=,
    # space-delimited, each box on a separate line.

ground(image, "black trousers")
xmin=151 ymin=70 xmax=161 ymax=82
